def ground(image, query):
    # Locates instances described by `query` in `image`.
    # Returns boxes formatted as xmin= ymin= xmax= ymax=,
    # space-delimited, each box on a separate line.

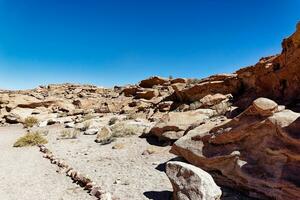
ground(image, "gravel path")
xmin=0 ymin=125 xmax=95 ymax=200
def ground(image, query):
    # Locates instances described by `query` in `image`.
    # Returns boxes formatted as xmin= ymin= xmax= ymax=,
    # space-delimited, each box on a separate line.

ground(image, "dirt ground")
xmin=0 ymin=124 xmax=176 ymax=200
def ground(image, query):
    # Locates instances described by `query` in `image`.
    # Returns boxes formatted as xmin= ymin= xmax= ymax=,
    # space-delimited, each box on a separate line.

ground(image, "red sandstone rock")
xmin=139 ymin=76 xmax=168 ymax=88
xmin=171 ymin=98 xmax=300 ymax=199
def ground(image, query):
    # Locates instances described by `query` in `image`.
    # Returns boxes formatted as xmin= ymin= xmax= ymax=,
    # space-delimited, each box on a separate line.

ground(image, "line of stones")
xmin=38 ymin=144 xmax=112 ymax=200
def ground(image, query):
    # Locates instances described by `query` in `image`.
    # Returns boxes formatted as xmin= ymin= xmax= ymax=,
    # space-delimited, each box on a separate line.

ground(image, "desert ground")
xmin=0 ymin=125 xmax=94 ymax=200
xmin=0 ymin=123 xmax=176 ymax=200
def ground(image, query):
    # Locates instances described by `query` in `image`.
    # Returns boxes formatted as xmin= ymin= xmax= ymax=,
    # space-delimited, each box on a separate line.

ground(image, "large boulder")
xmin=121 ymin=86 xmax=140 ymax=97
xmin=252 ymin=97 xmax=278 ymax=116
xmin=167 ymin=74 xmax=241 ymax=104
xmin=139 ymin=76 xmax=168 ymax=88
xmin=8 ymin=107 xmax=33 ymax=122
xmin=171 ymin=98 xmax=300 ymax=199
xmin=110 ymin=120 xmax=153 ymax=137
xmin=198 ymin=93 xmax=229 ymax=107
xmin=166 ymin=161 xmax=222 ymax=200
xmin=149 ymin=110 xmax=210 ymax=140
xmin=170 ymin=78 xmax=186 ymax=84
xmin=135 ymin=89 xmax=159 ymax=100
xmin=188 ymin=94 xmax=232 ymax=115
xmin=95 ymin=126 xmax=113 ymax=144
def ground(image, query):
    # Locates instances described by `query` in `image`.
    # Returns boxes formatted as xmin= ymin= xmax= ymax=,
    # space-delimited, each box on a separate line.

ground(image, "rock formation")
xmin=171 ymin=98 xmax=300 ymax=199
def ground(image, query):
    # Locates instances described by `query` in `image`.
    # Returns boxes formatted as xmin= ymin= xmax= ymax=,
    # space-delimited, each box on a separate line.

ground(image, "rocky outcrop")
xmin=235 ymin=22 xmax=300 ymax=108
xmin=167 ymin=74 xmax=241 ymax=104
xmin=163 ymin=23 xmax=300 ymax=112
xmin=166 ymin=161 xmax=222 ymax=200
xmin=149 ymin=110 xmax=210 ymax=140
xmin=135 ymin=89 xmax=159 ymax=100
xmin=171 ymin=98 xmax=300 ymax=199
xmin=139 ymin=76 xmax=168 ymax=88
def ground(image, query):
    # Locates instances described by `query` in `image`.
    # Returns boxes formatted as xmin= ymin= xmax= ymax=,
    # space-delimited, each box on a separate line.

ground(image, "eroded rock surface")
xmin=171 ymin=98 xmax=300 ymax=199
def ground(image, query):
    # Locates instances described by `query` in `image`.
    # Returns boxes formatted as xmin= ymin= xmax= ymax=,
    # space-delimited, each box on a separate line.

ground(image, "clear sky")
xmin=0 ymin=0 xmax=299 ymax=89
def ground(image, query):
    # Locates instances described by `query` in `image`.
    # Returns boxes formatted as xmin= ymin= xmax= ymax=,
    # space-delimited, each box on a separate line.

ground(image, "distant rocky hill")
xmin=0 ymin=22 xmax=299 ymax=200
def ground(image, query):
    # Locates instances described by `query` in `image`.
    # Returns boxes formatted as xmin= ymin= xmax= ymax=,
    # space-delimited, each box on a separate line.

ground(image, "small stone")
xmin=142 ymin=147 xmax=159 ymax=155
xmin=66 ymin=169 xmax=74 ymax=176
xmin=121 ymin=180 xmax=130 ymax=185
xmin=85 ymin=182 xmax=96 ymax=190
xmin=51 ymin=159 xmax=58 ymax=164
xmin=90 ymin=186 xmax=103 ymax=198
xmin=112 ymin=143 xmax=125 ymax=149
xmin=70 ymin=170 xmax=77 ymax=179
xmin=84 ymin=128 xmax=99 ymax=135
xmin=65 ymin=122 xmax=75 ymax=128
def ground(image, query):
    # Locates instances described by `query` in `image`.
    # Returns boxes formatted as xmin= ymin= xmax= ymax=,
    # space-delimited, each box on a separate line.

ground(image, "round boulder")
xmin=253 ymin=97 xmax=278 ymax=116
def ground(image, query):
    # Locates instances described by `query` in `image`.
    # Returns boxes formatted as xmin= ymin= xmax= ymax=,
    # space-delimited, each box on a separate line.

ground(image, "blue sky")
xmin=0 ymin=0 xmax=299 ymax=89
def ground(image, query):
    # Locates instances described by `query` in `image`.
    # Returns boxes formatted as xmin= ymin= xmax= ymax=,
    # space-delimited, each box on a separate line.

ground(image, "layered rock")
xmin=139 ymin=76 xmax=168 ymax=88
xmin=235 ymin=23 xmax=300 ymax=108
xmin=171 ymin=98 xmax=300 ymax=199
xmin=149 ymin=110 xmax=210 ymax=140
xmin=163 ymin=23 xmax=300 ymax=112
xmin=168 ymin=74 xmax=240 ymax=104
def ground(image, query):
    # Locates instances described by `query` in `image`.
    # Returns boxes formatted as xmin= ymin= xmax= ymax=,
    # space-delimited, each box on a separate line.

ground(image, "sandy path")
xmin=43 ymin=125 xmax=175 ymax=200
xmin=0 ymin=125 xmax=95 ymax=200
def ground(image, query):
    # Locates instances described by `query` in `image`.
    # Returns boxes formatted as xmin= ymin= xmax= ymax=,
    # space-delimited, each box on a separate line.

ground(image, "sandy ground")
xmin=44 ymin=125 xmax=176 ymax=200
xmin=0 ymin=125 xmax=95 ymax=200
xmin=0 ymin=124 xmax=176 ymax=200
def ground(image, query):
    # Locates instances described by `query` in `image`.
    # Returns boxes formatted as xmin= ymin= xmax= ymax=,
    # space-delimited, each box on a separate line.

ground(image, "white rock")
xmin=95 ymin=126 xmax=112 ymax=144
xmin=166 ymin=161 xmax=222 ymax=200
xmin=84 ymin=128 xmax=99 ymax=135
xmin=253 ymin=97 xmax=278 ymax=116
xmin=65 ymin=122 xmax=75 ymax=128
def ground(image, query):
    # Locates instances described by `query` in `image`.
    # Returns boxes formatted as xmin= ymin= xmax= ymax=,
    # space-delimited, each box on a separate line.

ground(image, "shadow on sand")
xmin=143 ymin=190 xmax=172 ymax=200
